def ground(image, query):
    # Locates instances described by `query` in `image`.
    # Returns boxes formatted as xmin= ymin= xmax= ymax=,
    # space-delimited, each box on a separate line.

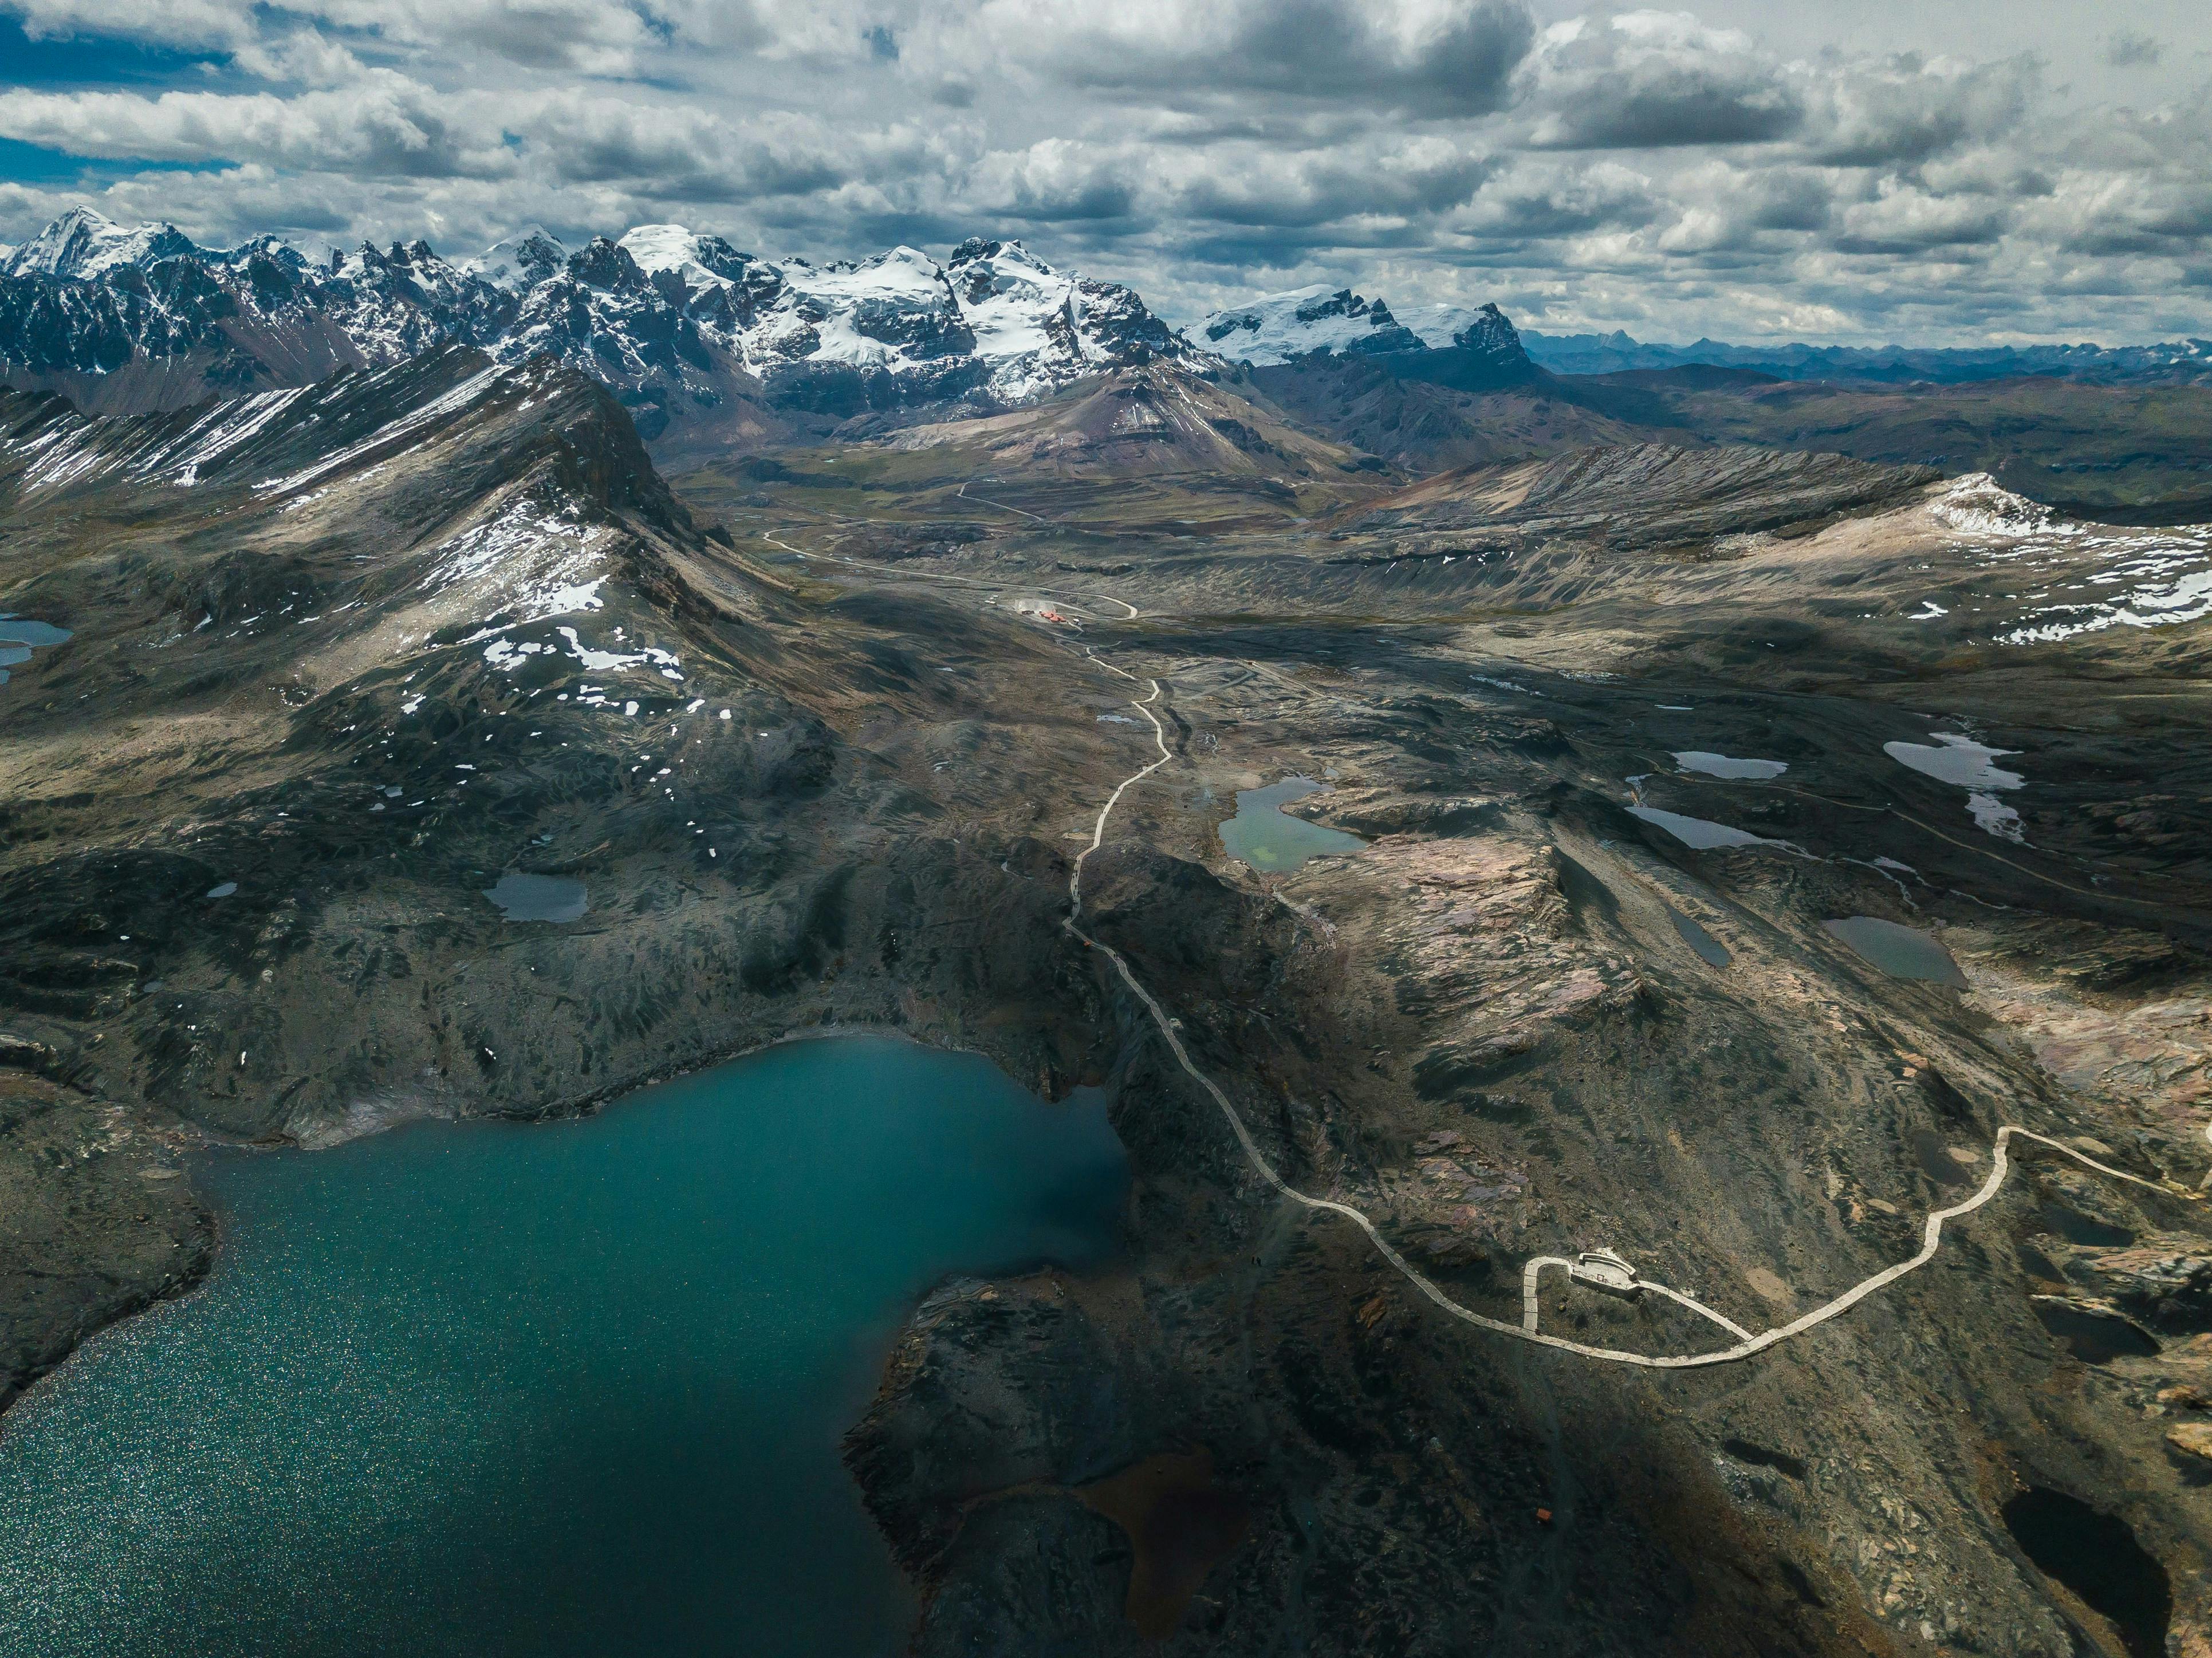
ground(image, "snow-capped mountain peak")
xmin=0 ymin=206 xmax=1204 ymax=438
xmin=1395 ymin=301 xmax=1525 ymax=359
xmin=4 ymin=207 xmax=202 ymax=280
xmin=1200 ymin=284 xmax=1424 ymax=365
xmin=1197 ymin=285 xmax=1536 ymax=384
xmin=464 ymin=227 xmax=570 ymax=293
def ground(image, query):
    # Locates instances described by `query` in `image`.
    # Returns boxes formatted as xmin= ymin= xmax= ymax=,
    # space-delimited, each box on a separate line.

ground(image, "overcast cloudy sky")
xmin=0 ymin=0 xmax=2206 ymax=344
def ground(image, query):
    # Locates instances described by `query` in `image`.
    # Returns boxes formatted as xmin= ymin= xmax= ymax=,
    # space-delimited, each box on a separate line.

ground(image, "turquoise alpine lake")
xmin=0 ymin=613 xmax=71 ymax=685
xmin=0 ymin=1035 xmax=1128 ymax=1657
xmin=1218 ymin=777 xmax=1365 ymax=873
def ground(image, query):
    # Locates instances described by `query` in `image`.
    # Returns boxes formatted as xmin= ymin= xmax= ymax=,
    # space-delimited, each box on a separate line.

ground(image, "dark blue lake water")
xmin=0 ymin=1035 xmax=1127 ymax=1657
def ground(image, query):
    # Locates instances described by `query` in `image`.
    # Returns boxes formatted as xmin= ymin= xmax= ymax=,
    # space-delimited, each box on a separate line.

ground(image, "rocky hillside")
xmin=1357 ymin=442 xmax=1941 ymax=549
xmin=0 ymin=341 xmax=1148 ymax=1407
xmin=10 ymin=330 xmax=2212 ymax=1653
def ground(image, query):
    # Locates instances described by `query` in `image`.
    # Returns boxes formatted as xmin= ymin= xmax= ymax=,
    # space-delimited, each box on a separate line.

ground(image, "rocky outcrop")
xmin=0 ymin=1068 xmax=212 ymax=1416
xmin=1357 ymin=442 xmax=1941 ymax=547
xmin=2036 ymin=1233 xmax=2212 ymax=1334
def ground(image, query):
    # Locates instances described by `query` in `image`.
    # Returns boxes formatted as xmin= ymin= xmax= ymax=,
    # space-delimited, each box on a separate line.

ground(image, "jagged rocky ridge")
xmin=1201 ymin=282 xmax=1534 ymax=380
xmin=0 ymin=208 xmax=1203 ymax=439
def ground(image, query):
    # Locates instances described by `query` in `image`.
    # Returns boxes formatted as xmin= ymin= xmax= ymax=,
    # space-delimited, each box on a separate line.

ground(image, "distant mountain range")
xmin=1196 ymin=285 xmax=1537 ymax=388
xmin=1516 ymin=329 xmax=2212 ymax=386
xmin=0 ymin=208 xmax=1200 ymax=450
xmin=1192 ymin=277 xmax=2211 ymax=388
xmin=9 ymin=208 xmax=2208 ymax=449
xmin=4 ymin=206 xmax=2211 ymax=523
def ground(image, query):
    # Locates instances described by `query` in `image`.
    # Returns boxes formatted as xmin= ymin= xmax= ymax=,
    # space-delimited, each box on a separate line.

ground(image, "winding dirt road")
xmin=1065 ymin=667 xmax=2198 ymax=1368
xmin=772 ymin=520 xmax=2199 ymax=1368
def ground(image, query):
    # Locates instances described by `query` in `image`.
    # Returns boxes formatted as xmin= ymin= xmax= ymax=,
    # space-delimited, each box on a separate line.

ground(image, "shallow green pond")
xmin=1218 ymin=778 xmax=1365 ymax=874
xmin=0 ymin=1035 xmax=1127 ymax=1657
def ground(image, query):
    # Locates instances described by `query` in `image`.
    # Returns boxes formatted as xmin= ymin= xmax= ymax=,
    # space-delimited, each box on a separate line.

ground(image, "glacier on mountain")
xmin=1199 ymin=284 xmax=1533 ymax=379
xmin=1199 ymin=285 xmax=1424 ymax=365
xmin=0 ymin=208 xmax=1203 ymax=432
xmin=2 ymin=207 xmax=202 ymax=282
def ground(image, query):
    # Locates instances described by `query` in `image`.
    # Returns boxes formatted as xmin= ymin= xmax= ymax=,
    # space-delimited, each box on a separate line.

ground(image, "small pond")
xmin=1883 ymin=732 xmax=2028 ymax=842
xmin=1824 ymin=916 xmax=1967 ymax=987
xmin=1667 ymin=907 xmax=1732 ymax=966
xmin=1626 ymin=805 xmax=1781 ymax=850
xmin=1883 ymin=732 xmax=2024 ymax=790
xmin=1672 ymin=751 xmax=1788 ymax=780
xmin=2002 ymin=1487 xmax=2171 ymax=1658
xmin=0 ymin=615 xmax=72 ymax=686
xmin=2031 ymin=1298 xmax=2160 ymax=1364
xmin=485 ymin=871 xmax=589 ymax=922
xmin=0 ymin=1035 xmax=1129 ymax=1657
xmin=1219 ymin=778 xmax=1365 ymax=875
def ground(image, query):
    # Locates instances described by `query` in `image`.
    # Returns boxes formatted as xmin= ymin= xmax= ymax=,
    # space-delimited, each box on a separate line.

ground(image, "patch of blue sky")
xmin=0 ymin=19 xmax=225 ymax=89
xmin=0 ymin=137 xmax=233 ymax=186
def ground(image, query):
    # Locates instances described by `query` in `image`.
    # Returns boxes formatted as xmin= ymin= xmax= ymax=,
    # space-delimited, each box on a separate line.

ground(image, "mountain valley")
xmin=4 ymin=207 xmax=2212 ymax=1656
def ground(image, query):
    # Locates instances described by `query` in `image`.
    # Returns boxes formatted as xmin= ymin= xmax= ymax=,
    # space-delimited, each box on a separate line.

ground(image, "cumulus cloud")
xmin=4 ymin=0 xmax=680 ymax=73
xmin=1799 ymin=54 xmax=2037 ymax=168
xmin=4 ymin=0 xmax=255 ymax=49
xmin=0 ymin=78 xmax=514 ymax=178
xmin=1833 ymin=183 xmax=2011 ymax=254
xmin=958 ymin=0 xmax=1536 ymax=115
xmin=0 ymin=0 xmax=2204 ymax=345
xmin=1522 ymin=12 xmax=1800 ymax=149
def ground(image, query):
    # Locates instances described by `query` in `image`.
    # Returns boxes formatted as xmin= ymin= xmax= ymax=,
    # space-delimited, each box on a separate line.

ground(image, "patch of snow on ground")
xmin=1994 ymin=527 xmax=2212 ymax=644
xmin=1928 ymin=473 xmax=2080 ymax=539
xmin=1967 ymin=791 xmax=2026 ymax=842
xmin=255 ymin=364 xmax=508 ymax=496
xmin=1922 ymin=475 xmax=2212 ymax=646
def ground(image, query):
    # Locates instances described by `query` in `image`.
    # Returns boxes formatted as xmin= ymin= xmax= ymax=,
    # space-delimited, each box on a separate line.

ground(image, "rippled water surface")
xmin=0 ymin=1035 xmax=1128 ymax=1657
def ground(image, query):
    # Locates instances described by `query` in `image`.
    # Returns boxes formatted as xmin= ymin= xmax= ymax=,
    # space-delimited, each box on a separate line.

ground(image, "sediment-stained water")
xmin=0 ymin=1035 xmax=1128 ymax=1658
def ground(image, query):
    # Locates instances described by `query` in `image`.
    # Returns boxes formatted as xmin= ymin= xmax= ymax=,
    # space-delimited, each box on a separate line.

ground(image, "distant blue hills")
xmin=1521 ymin=328 xmax=2212 ymax=386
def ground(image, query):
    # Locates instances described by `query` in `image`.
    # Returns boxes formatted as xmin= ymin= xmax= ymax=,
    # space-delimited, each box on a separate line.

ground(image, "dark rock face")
xmin=1072 ymin=277 xmax=1188 ymax=365
xmin=1452 ymin=302 xmax=1526 ymax=364
xmin=0 ymin=1070 xmax=214 ymax=1417
xmin=2039 ymin=1234 xmax=2212 ymax=1334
